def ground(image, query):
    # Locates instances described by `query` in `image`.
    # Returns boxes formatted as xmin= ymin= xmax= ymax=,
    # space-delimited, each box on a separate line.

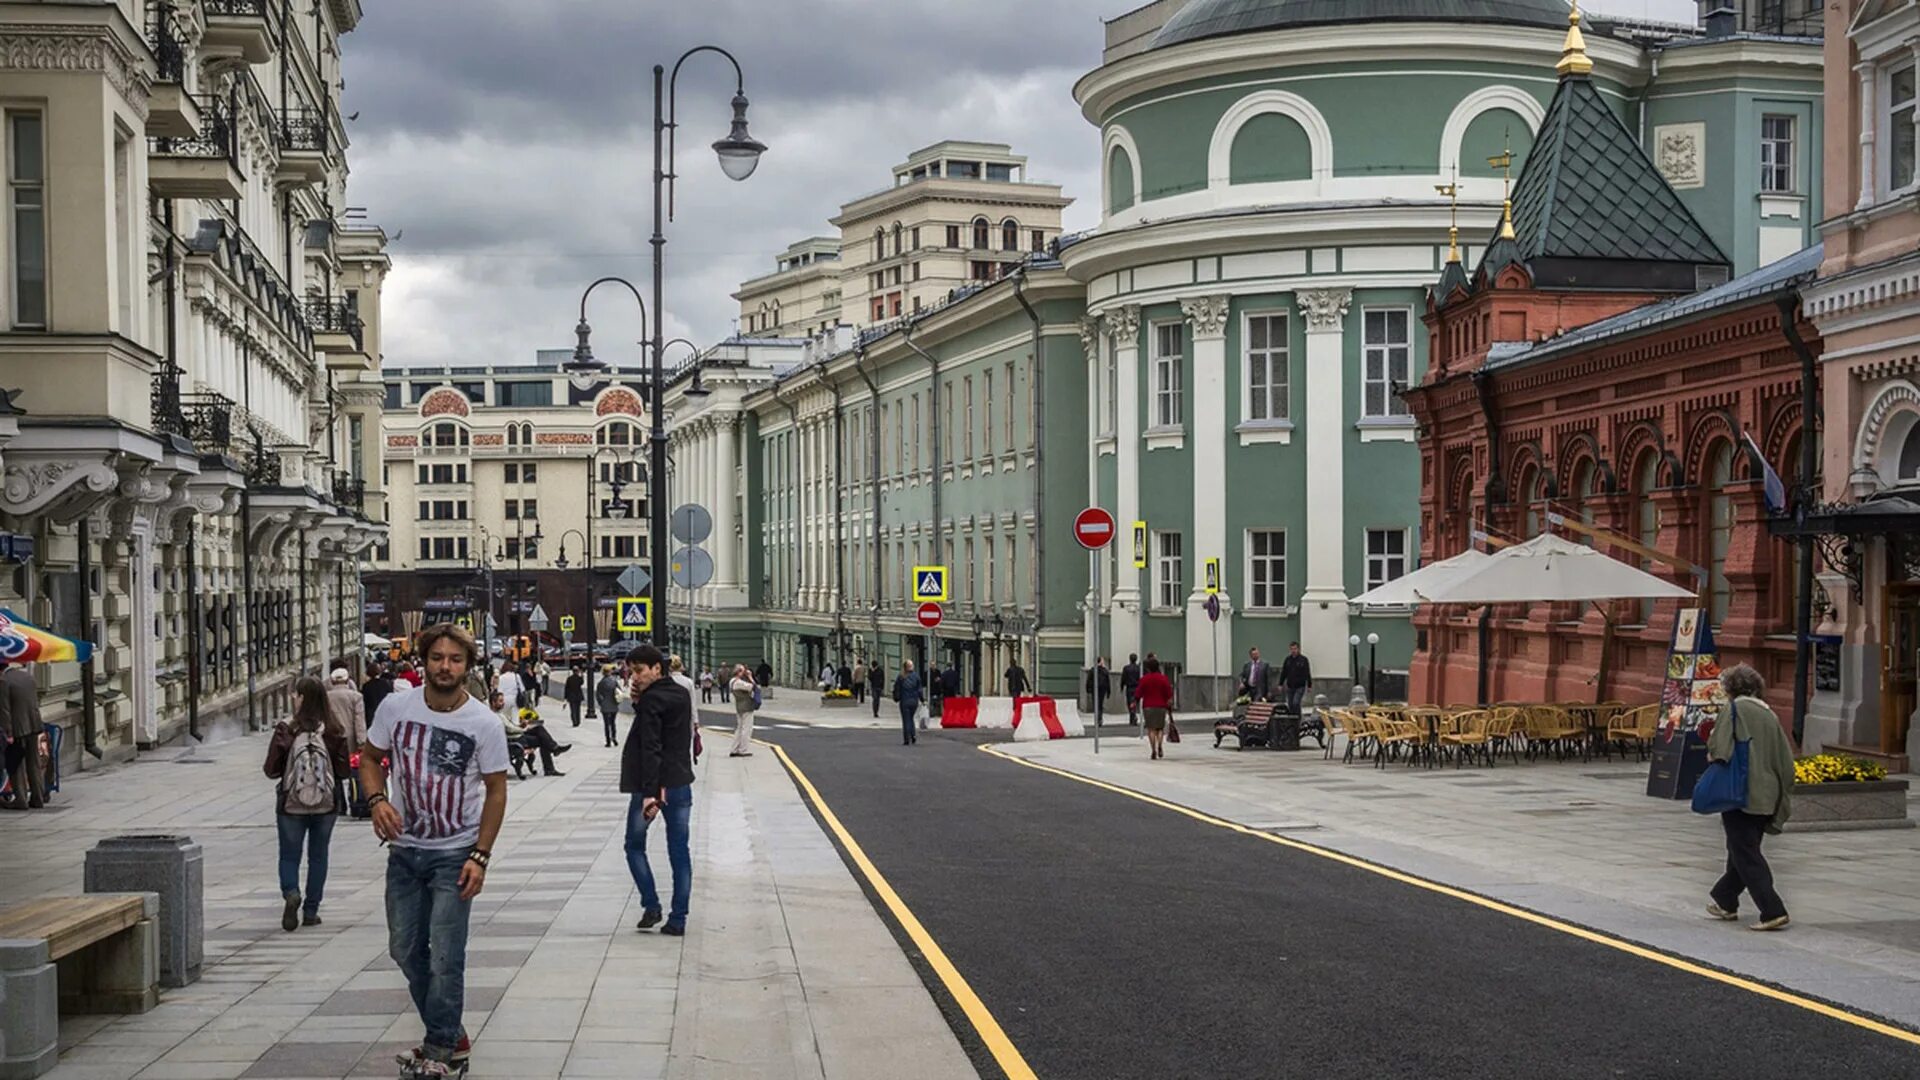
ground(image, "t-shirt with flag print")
xmin=367 ymin=686 xmax=509 ymax=852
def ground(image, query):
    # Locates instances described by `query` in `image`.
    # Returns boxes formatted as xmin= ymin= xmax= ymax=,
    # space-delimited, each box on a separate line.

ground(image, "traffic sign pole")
xmin=1073 ymin=507 xmax=1117 ymax=756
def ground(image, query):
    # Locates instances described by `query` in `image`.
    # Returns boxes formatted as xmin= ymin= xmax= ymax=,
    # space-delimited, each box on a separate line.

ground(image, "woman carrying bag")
xmin=1694 ymin=663 xmax=1796 ymax=931
xmin=1136 ymin=656 xmax=1175 ymax=760
xmin=263 ymin=676 xmax=353 ymax=932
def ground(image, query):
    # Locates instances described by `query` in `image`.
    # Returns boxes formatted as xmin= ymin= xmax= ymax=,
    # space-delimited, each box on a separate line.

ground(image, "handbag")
xmin=1166 ymin=717 xmax=1181 ymax=744
xmin=1691 ymin=701 xmax=1750 ymax=815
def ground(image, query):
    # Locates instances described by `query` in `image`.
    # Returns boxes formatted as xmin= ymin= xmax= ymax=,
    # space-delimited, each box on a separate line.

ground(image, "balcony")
xmin=276 ymin=108 xmax=330 ymax=186
xmin=201 ymin=0 xmax=276 ymax=65
xmin=144 ymin=11 xmax=201 ymax=139
xmin=305 ymin=296 xmax=365 ymax=358
xmin=331 ymin=475 xmax=366 ymax=514
xmin=182 ymin=391 xmax=237 ymax=457
xmin=150 ymin=368 xmax=190 ymax=441
xmin=149 ymin=96 xmax=242 ymax=200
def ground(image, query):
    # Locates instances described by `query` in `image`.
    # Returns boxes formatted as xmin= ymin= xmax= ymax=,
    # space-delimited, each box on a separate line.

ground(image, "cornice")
xmin=1061 ymin=202 xmax=1462 ymax=283
xmin=0 ymin=19 xmax=151 ymax=112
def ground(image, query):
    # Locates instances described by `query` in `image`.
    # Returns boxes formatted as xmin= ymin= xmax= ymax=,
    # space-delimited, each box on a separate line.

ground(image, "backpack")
xmin=751 ymin=683 xmax=763 ymax=711
xmin=283 ymin=730 xmax=336 ymax=816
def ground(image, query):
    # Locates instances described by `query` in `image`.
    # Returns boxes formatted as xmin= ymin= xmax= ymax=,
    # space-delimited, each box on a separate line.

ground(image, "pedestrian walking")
xmin=819 ymin=662 xmax=835 ymax=693
xmin=755 ymin=661 xmax=774 ymax=702
xmin=837 ymin=660 xmax=854 ymax=693
xmin=623 ymin=645 xmax=696 ymax=936
xmin=893 ymin=660 xmax=923 ymax=745
xmin=1004 ymin=659 xmax=1029 ymax=698
xmin=868 ymin=661 xmax=886 ymax=718
xmin=729 ymin=664 xmax=758 ymax=757
xmin=851 ymin=658 xmax=868 ymax=704
xmin=942 ymin=663 xmax=962 ymax=699
xmin=362 ymin=663 xmax=396 ymax=723
xmin=264 ymin=676 xmax=352 ymax=931
xmin=564 ymin=666 xmax=585 ymax=728
xmin=1704 ymin=664 xmax=1796 ymax=932
xmin=1121 ymin=653 xmax=1142 ymax=725
xmin=1239 ymin=647 xmax=1272 ymax=703
xmin=1278 ymin=642 xmax=1313 ymax=715
xmin=358 ymin=622 xmax=508 ymax=1078
xmin=396 ymin=660 xmax=422 ymax=688
xmin=1137 ymin=656 xmax=1175 ymax=760
xmin=596 ymin=666 xmax=622 ymax=748
xmin=0 ymin=662 xmax=47 ymax=810
xmin=1085 ymin=657 xmax=1113 ymax=717
xmin=326 ymin=667 xmax=368 ymax=748
xmin=700 ymin=668 xmax=715 ymax=705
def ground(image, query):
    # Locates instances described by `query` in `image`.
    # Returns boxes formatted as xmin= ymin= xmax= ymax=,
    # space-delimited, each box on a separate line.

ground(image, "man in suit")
xmin=1239 ymin=647 xmax=1272 ymax=703
xmin=1121 ymin=654 xmax=1142 ymax=726
xmin=1 ymin=663 xmax=46 ymax=809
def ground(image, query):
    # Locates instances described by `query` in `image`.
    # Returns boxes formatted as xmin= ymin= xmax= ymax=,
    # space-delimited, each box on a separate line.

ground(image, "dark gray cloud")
xmin=341 ymin=0 xmax=1695 ymax=369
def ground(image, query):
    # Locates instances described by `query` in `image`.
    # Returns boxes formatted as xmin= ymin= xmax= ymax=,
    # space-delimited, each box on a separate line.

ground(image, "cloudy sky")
xmin=342 ymin=0 xmax=1697 ymax=371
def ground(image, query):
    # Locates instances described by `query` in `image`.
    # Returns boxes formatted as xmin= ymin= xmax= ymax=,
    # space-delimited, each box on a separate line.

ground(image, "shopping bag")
xmin=1167 ymin=718 xmax=1181 ymax=743
xmin=1691 ymin=703 xmax=1750 ymax=814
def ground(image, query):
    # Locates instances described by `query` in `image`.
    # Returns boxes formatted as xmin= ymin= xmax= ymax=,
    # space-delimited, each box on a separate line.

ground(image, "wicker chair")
xmin=1606 ymin=704 xmax=1660 ymax=760
xmin=1526 ymin=705 xmax=1586 ymax=760
xmin=1439 ymin=709 xmax=1494 ymax=768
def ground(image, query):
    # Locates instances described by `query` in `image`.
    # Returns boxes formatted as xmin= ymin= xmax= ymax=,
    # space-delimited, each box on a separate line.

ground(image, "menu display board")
xmin=1648 ymin=607 xmax=1716 ymax=800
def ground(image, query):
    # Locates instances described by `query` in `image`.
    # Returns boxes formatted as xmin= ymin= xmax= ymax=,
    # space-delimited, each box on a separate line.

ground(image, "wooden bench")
xmin=0 ymin=894 xmax=158 ymax=1079
xmin=1216 ymin=702 xmax=1276 ymax=749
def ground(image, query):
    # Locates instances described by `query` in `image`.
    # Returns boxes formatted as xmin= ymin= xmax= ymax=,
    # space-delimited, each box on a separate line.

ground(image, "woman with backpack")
xmin=263 ymin=676 xmax=352 ymax=932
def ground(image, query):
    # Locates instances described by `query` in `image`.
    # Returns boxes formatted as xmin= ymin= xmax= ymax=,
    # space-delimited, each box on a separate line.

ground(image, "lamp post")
xmin=565 ymin=46 xmax=764 ymax=649
xmin=1367 ymin=632 xmax=1380 ymax=705
xmin=472 ymin=523 xmax=498 ymax=659
xmin=553 ymin=526 xmax=588 ymax=653
xmin=1349 ymin=634 xmax=1363 ymax=706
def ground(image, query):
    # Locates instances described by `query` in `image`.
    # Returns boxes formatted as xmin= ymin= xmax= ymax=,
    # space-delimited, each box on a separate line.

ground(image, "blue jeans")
xmin=1285 ymin=685 xmax=1306 ymax=715
xmin=385 ymin=847 xmax=473 ymax=1058
xmin=275 ymin=812 xmax=335 ymax=913
xmin=625 ymin=786 xmax=693 ymax=927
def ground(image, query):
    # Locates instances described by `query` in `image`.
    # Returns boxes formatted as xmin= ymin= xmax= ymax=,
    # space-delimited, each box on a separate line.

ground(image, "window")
xmin=911 ymin=226 xmax=921 ymax=249
xmin=497 ymin=381 xmax=553 ymax=408
xmin=505 ymin=499 xmax=519 ymax=520
xmin=417 ymin=464 xmax=429 ymax=484
xmin=874 ymin=227 xmax=886 ymax=259
xmin=418 ymin=538 xmax=431 ymax=560
xmin=889 ymin=292 xmax=902 ymax=318
xmin=504 ymin=463 xmax=518 ymax=483
xmin=522 ymin=463 xmax=536 ymax=483
xmin=1362 ymin=309 xmax=1411 ymax=418
xmin=983 ymin=371 xmax=995 ymax=456
xmin=892 ymin=223 xmax=903 ymax=256
xmin=1246 ymin=530 xmax=1287 ymax=610
xmin=1006 ymin=532 xmax=1018 ymax=605
xmin=972 ymin=217 xmax=990 ymax=249
xmin=944 ymin=381 xmax=954 ymax=465
xmin=1892 ymin=63 xmax=1916 ymax=193
xmin=597 ymin=421 xmax=638 ymax=446
xmin=1002 ymin=219 xmax=1020 ymax=252
xmin=1706 ymin=444 xmax=1733 ymax=626
xmin=1152 ymin=322 xmax=1184 ymax=428
xmin=7 ymin=111 xmax=46 ymax=328
xmin=1003 ymin=361 xmax=1016 ymax=455
xmin=963 ymin=377 xmax=975 ymax=461
xmin=1245 ymin=313 xmax=1289 ymax=421
xmin=970 ymin=260 xmax=994 ymax=282
xmin=1760 ymin=115 xmax=1794 ymax=194
xmin=1105 ymin=337 xmax=1118 ymax=436
xmin=1031 ymin=229 xmax=1046 ymax=253
xmin=348 ymin=417 xmax=365 ymax=480
xmin=1154 ymin=532 xmax=1184 ymax=610
xmin=964 ymin=538 xmax=976 ymax=602
xmin=1365 ymin=529 xmax=1408 ymax=592
xmin=385 ymin=383 xmax=403 ymax=409
xmin=912 ymin=262 xmax=922 ymax=282
xmin=1634 ymin=452 xmax=1662 ymax=624
xmin=945 ymin=224 xmax=960 ymax=248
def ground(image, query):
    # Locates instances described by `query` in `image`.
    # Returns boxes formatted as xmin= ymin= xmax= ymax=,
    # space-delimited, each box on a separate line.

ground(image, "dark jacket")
xmin=1121 ymin=662 xmax=1141 ymax=693
xmin=942 ymin=666 xmax=962 ymax=697
xmin=1240 ymin=659 xmax=1272 ymax=700
xmin=868 ymin=665 xmax=886 ymax=690
xmin=264 ymin=722 xmax=353 ymax=815
xmin=622 ymin=677 xmax=694 ymax=797
xmin=1004 ymin=666 xmax=1029 ymax=697
xmin=755 ymin=662 xmax=774 ymax=686
xmin=893 ymin=671 xmax=923 ymax=707
xmin=1086 ymin=666 xmax=1112 ymax=699
xmin=1279 ymin=654 xmax=1312 ymax=690
xmin=595 ymin=673 xmax=621 ymax=716
xmin=837 ymin=664 xmax=853 ymax=690
xmin=0 ymin=666 xmax=37 ymax=738
xmin=361 ymin=675 xmax=395 ymax=725
xmin=564 ymin=672 xmax=585 ymax=704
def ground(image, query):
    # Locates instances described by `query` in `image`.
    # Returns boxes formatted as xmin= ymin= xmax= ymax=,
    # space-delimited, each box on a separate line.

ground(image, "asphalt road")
xmin=714 ymin=715 xmax=1920 ymax=1079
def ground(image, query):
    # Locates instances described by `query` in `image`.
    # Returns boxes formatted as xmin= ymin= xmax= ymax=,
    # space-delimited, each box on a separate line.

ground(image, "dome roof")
xmin=1150 ymin=0 xmax=1579 ymax=50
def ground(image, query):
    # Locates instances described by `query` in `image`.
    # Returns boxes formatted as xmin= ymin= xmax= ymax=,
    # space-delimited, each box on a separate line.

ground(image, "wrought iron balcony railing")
xmin=304 ymin=296 xmax=364 ymax=351
xmin=203 ymin=0 xmax=269 ymax=16
xmin=150 ymin=94 xmax=239 ymax=164
xmin=182 ymin=391 xmax=236 ymax=454
xmin=331 ymin=476 xmax=366 ymax=513
xmin=148 ymin=8 xmax=186 ymax=84
xmin=151 ymin=368 xmax=190 ymax=438
xmin=278 ymin=107 xmax=328 ymax=155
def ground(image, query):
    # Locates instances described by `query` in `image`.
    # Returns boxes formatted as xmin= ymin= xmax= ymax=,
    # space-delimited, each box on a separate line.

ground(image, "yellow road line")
xmin=766 ymin=742 xmax=1039 ymax=1080
xmin=982 ymin=744 xmax=1920 ymax=1050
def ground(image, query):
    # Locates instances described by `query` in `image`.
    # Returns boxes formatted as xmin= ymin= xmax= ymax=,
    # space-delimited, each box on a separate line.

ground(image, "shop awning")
xmin=0 ymin=609 xmax=93 ymax=663
xmin=1768 ymin=497 xmax=1920 ymax=538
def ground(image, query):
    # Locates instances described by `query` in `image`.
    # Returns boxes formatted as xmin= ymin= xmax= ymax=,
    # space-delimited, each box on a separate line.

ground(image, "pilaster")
xmin=1298 ymin=287 xmax=1353 ymax=677
xmin=1104 ymin=304 xmax=1143 ymax=661
xmin=1181 ymin=294 xmax=1233 ymax=675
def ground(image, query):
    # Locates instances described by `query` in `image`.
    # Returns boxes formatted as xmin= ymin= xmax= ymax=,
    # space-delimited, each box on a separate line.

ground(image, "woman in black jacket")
xmin=263 ymin=676 xmax=352 ymax=932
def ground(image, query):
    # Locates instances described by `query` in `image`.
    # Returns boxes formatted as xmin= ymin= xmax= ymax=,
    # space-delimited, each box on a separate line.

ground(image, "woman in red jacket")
xmin=1136 ymin=655 xmax=1175 ymax=760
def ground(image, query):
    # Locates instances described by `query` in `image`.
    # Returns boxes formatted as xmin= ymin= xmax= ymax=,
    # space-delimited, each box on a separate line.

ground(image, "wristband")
xmin=467 ymin=849 xmax=491 ymax=868
xmin=366 ymin=792 xmax=389 ymax=808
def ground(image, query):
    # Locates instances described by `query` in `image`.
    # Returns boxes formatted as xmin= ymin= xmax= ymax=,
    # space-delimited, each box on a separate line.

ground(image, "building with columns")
xmin=0 ymin=0 xmax=386 ymax=764
xmin=1060 ymin=0 xmax=1822 ymax=704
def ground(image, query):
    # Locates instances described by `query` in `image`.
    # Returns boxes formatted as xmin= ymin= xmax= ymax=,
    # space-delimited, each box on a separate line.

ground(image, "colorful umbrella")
xmin=0 ymin=609 xmax=93 ymax=663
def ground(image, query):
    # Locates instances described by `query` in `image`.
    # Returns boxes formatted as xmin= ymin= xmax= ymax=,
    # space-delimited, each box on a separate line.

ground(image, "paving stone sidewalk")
xmin=1001 ymin=730 xmax=1920 ymax=1030
xmin=2 ymin=719 xmax=974 ymax=1080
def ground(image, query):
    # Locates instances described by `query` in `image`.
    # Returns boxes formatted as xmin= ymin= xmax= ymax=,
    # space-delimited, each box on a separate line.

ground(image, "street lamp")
xmin=1349 ymin=634 xmax=1362 ymax=705
xmin=1367 ymin=632 xmax=1380 ymax=705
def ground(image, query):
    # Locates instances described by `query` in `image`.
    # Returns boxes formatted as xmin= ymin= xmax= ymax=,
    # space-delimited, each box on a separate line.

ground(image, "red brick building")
xmin=1400 ymin=29 xmax=1822 ymax=717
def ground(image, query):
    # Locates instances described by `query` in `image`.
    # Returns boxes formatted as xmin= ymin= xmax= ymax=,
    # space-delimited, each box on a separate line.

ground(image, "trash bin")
xmin=84 ymin=835 xmax=202 ymax=988
xmin=1270 ymin=709 xmax=1302 ymax=751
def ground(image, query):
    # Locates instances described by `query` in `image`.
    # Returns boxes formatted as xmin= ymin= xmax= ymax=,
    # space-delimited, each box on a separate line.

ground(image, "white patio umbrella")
xmin=362 ymin=632 xmax=392 ymax=648
xmin=1350 ymin=548 xmax=1493 ymax=607
xmin=1415 ymin=532 xmax=1695 ymax=605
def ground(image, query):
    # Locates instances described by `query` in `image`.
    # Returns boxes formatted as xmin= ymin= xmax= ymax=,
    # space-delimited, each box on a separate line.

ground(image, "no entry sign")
xmin=917 ymin=602 xmax=944 ymax=629
xmin=1074 ymin=507 xmax=1117 ymax=550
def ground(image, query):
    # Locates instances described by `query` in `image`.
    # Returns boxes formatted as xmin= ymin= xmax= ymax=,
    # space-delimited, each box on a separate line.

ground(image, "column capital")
xmin=1077 ymin=316 xmax=1101 ymax=356
xmin=1299 ymin=287 xmax=1353 ymax=332
xmin=1100 ymin=304 xmax=1140 ymax=342
xmin=1179 ymin=294 xmax=1233 ymax=340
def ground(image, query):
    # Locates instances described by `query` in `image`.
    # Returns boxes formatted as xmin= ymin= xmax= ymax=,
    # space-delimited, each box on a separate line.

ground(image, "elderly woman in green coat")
xmin=1704 ymin=663 xmax=1797 ymax=931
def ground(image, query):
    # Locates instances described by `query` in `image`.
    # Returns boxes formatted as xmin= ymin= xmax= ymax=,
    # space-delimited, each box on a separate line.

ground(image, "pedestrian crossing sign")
xmin=616 ymin=597 xmax=652 ymax=633
xmin=559 ymin=615 xmax=576 ymax=634
xmin=454 ymin=614 xmax=473 ymax=632
xmin=1204 ymin=557 xmax=1220 ymax=595
xmin=1132 ymin=521 xmax=1148 ymax=569
xmin=912 ymin=565 xmax=950 ymax=603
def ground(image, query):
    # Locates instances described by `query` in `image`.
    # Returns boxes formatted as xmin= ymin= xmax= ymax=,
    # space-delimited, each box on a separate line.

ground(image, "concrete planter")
xmin=1784 ymin=779 xmax=1913 ymax=832
xmin=819 ymin=696 xmax=858 ymax=709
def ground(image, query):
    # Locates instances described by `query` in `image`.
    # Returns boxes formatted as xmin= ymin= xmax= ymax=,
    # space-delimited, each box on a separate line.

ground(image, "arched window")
xmin=1705 ymin=443 xmax=1734 ymax=627
xmin=891 ymin=222 xmax=903 ymax=257
xmin=1001 ymin=218 xmax=1019 ymax=252
xmin=1900 ymin=423 xmax=1920 ymax=483
xmin=597 ymin=421 xmax=638 ymax=447
xmin=874 ymin=227 xmax=886 ymax=259
xmin=972 ymin=217 xmax=990 ymax=250
xmin=430 ymin=422 xmax=467 ymax=449
xmin=1571 ymin=459 xmax=1599 ymax=545
xmin=1519 ymin=465 xmax=1545 ymax=538
xmin=1634 ymin=452 xmax=1661 ymax=624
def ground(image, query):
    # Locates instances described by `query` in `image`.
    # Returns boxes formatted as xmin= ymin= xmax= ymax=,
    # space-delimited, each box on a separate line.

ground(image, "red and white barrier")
xmin=939 ymin=697 xmax=1017 ymax=729
xmin=1013 ymin=696 xmax=1085 ymax=741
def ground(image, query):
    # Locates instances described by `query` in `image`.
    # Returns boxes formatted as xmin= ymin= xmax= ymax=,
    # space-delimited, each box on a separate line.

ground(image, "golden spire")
xmin=1488 ymin=132 xmax=1516 ymax=241
xmin=1558 ymin=0 xmax=1593 ymax=77
xmin=1435 ymin=168 xmax=1461 ymax=263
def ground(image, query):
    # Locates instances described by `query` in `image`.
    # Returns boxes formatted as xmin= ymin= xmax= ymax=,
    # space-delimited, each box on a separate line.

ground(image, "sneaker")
xmin=281 ymin=890 xmax=301 ymax=932
xmin=397 ymin=1036 xmax=471 ymax=1069
xmin=1705 ymin=903 xmax=1738 ymax=922
xmin=637 ymin=909 xmax=663 ymax=930
xmin=1750 ymin=914 xmax=1791 ymax=932
xmin=660 ymin=922 xmax=685 ymax=937
xmin=301 ymin=912 xmax=322 ymax=927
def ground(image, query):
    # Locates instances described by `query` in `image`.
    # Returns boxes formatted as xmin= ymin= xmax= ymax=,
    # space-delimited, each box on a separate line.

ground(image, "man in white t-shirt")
xmin=360 ymin=623 xmax=508 ymax=1079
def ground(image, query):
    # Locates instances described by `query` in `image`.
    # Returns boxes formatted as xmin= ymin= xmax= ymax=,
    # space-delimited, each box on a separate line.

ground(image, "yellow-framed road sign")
xmin=616 ymin=597 xmax=652 ymax=633
xmin=912 ymin=566 xmax=950 ymax=603
xmin=559 ymin=615 xmax=576 ymax=634
xmin=1132 ymin=521 xmax=1148 ymax=569
xmin=1204 ymin=557 xmax=1221 ymax=595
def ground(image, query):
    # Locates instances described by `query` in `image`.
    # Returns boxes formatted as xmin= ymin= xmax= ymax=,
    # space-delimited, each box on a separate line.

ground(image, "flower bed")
xmin=820 ymin=689 xmax=857 ymax=708
xmin=1786 ymin=755 xmax=1911 ymax=832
